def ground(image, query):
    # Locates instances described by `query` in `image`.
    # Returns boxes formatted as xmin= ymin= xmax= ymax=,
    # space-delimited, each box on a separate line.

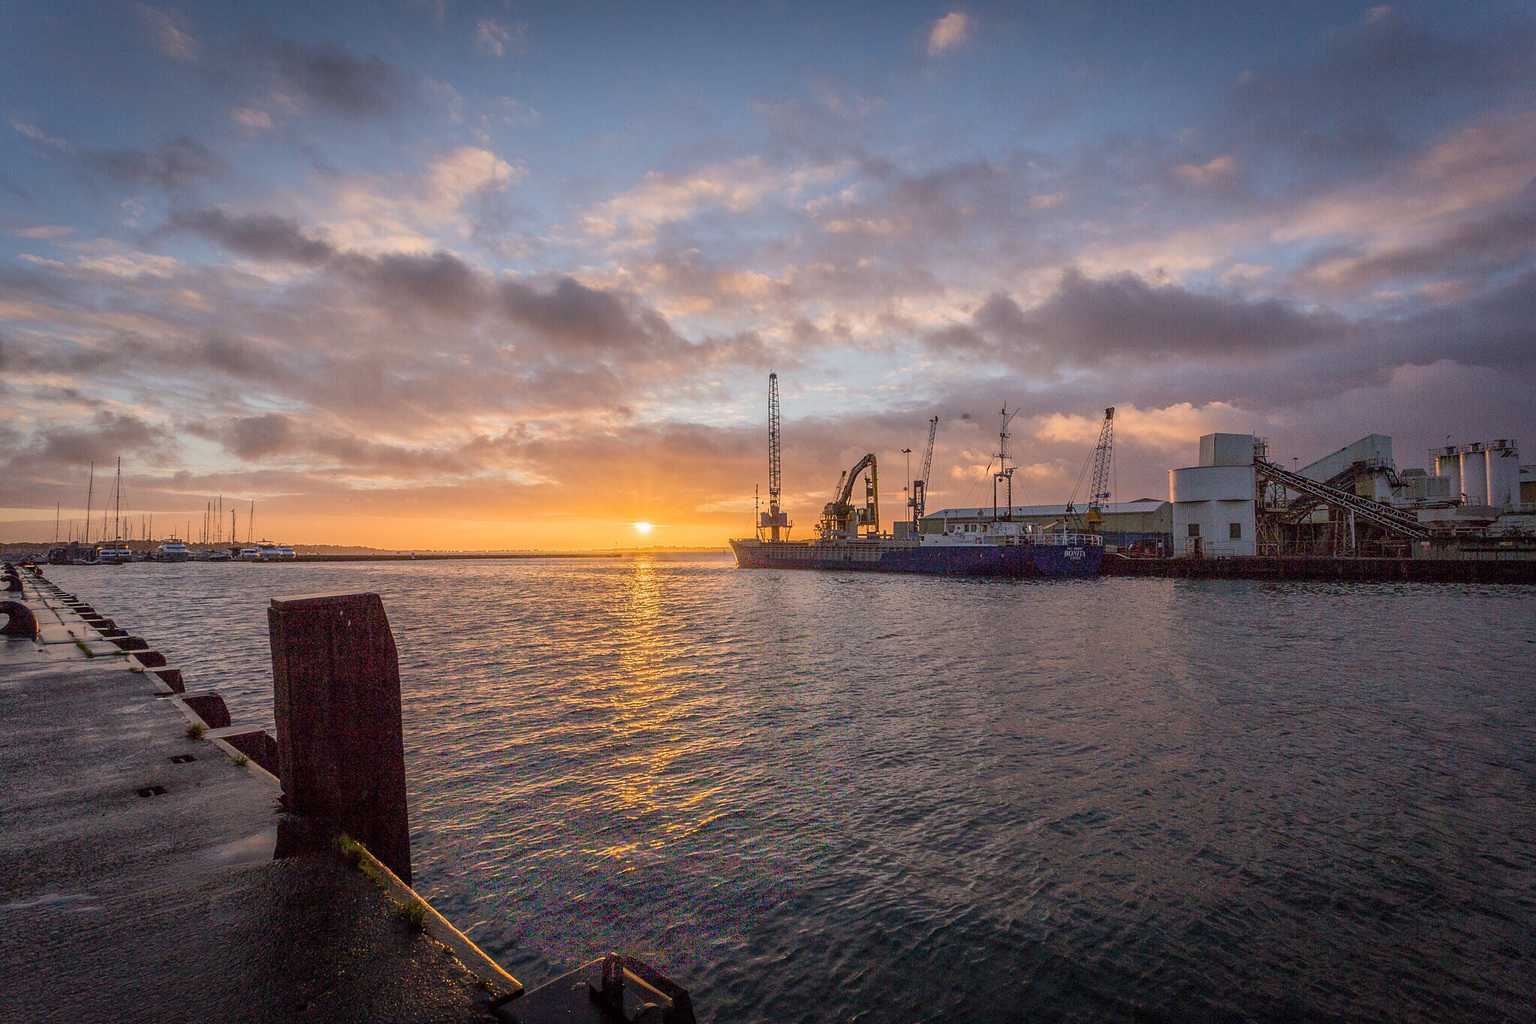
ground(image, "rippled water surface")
xmin=48 ymin=557 xmax=1536 ymax=1022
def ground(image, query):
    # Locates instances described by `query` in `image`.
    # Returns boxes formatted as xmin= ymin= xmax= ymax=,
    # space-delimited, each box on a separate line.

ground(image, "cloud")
xmin=223 ymin=413 xmax=294 ymax=459
xmin=474 ymin=18 xmax=524 ymax=58
xmin=580 ymin=157 xmax=847 ymax=243
xmin=87 ymin=137 xmax=227 ymax=190
xmin=267 ymin=40 xmax=406 ymax=118
xmin=322 ymin=145 xmax=521 ymax=251
xmin=136 ymin=4 xmax=198 ymax=62
xmin=35 ymin=411 xmax=168 ymax=465
xmin=168 ymin=208 xmax=336 ymax=264
xmin=9 ymin=118 xmax=70 ymax=152
xmin=1173 ymin=154 xmax=1239 ymax=188
xmin=230 ymin=107 xmax=274 ymax=131
xmin=11 ymin=226 xmax=73 ymax=240
xmin=500 ymin=276 xmax=676 ymax=354
xmin=927 ymin=12 xmax=974 ymax=56
xmin=929 ymin=268 xmax=1354 ymax=368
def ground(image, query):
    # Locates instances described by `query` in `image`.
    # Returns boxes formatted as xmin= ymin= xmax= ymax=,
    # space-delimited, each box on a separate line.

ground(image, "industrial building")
xmin=1165 ymin=430 xmax=1532 ymax=559
xmin=921 ymin=500 xmax=1171 ymax=551
xmin=1170 ymin=434 xmax=1259 ymax=556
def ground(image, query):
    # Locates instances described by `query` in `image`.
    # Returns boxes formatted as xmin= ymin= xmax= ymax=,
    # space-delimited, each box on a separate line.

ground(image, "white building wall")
xmin=1301 ymin=434 xmax=1394 ymax=482
xmin=1199 ymin=433 xmax=1259 ymax=467
xmin=1169 ymin=465 xmax=1257 ymax=556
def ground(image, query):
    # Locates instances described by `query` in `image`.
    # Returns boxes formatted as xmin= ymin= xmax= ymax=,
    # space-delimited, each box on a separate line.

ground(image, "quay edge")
xmin=1100 ymin=553 xmax=1536 ymax=584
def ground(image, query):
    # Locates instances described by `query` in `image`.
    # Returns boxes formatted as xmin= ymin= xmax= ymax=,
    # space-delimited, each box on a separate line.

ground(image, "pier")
xmin=0 ymin=563 xmax=695 ymax=1024
xmin=1100 ymin=553 xmax=1536 ymax=583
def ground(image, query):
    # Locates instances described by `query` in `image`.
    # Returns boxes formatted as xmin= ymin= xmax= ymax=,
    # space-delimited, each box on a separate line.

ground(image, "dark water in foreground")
xmin=49 ymin=558 xmax=1535 ymax=1022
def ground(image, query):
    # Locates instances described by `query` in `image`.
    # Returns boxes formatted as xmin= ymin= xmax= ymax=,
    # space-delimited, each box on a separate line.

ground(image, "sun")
xmin=631 ymin=521 xmax=654 ymax=536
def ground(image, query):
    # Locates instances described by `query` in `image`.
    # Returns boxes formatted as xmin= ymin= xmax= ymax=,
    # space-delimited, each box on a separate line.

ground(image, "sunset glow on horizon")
xmin=3 ymin=3 xmax=1534 ymax=549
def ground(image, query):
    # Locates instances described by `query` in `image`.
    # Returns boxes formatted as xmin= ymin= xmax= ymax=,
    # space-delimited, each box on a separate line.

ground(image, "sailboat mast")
xmin=84 ymin=462 xmax=94 ymax=546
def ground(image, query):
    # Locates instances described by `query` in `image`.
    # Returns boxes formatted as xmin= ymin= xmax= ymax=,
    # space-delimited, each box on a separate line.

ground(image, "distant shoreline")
xmin=1 ymin=546 xmax=732 ymax=562
xmin=291 ymin=550 xmax=732 ymax=562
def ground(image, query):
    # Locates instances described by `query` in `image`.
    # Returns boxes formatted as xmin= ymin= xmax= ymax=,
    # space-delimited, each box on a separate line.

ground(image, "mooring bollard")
xmin=267 ymin=592 xmax=412 ymax=884
xmin=1 ymin=600 xmax=37 ymax=638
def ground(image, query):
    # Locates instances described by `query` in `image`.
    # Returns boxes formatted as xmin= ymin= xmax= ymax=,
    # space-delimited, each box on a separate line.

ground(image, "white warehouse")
xmin=1169 ymin=433 xmax=1258 ymax=557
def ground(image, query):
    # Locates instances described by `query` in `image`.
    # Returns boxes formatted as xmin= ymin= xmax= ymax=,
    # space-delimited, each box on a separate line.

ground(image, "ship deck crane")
xmin=909 ymin=416 xmax=939 ymax=534
xmin=758 ymin=373 xmax=792 ymax=541
xmin=819 ymin=452 xmax=880 ymax=539
xmin=1066 ymin=407 xmax=1115 ymax=531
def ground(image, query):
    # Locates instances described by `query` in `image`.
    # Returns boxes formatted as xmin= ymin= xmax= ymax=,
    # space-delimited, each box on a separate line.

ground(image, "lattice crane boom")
xmin=912 ymin=416 xmax=939 ymax=528
xmin=1085 ymin=407 xmax=1115 ymax=529
xmin=758 ymin=372 xmax=791 ymax=540
xmin=768 ymin=372 xmax=781 ymax=506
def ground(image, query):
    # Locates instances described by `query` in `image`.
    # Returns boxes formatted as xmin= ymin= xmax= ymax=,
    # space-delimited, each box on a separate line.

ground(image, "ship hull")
xmin=729 ymin=539 xmax=1102 ymax=577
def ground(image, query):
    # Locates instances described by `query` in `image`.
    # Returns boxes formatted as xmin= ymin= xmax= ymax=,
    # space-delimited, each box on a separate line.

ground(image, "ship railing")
xmin=1035 ymin=531 xmax=1104 ymax=547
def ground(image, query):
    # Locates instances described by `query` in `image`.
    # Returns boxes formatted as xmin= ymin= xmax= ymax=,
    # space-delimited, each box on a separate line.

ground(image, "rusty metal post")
xmin=268 ymin=593 xmax=412 ymax=883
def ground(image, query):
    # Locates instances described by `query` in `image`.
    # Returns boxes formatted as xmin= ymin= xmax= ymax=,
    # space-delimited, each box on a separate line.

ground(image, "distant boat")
xmin=95 ymin=543 xmax=134 ymax=565
xmin=241 ymin=542 xmax=296 ymax=562
xmin=154 ymin=539 xmax=191 ymax=562
xmin=204 ymin=548 xmax=233 ymax=562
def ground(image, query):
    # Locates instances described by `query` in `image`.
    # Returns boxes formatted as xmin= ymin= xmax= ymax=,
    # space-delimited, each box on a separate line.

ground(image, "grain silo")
xmin=1459 ymin=443 xmax=1488 ymax=507
xmin=1432 ymin=445 xmax=1461 ymax=503
xmin=1487 ymin=440 xmax=1520 ymax=509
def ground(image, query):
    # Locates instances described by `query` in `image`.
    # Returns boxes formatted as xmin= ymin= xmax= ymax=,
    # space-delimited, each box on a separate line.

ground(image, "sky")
xmin=2 ymin=1 xmax=1534 ymax=549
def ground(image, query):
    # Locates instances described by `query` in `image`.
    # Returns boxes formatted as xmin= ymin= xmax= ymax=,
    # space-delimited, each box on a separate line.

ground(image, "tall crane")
xmin=1066 ymin=407 xmax=1116 ymax=531
xmin=758 ymin=372 xmax=791 ymax=541
xmin=909 ymin=416 xmax=939 ymax=532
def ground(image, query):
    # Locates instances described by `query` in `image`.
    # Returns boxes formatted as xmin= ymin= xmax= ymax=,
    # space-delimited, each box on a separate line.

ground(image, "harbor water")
xmin=48 ymin=557 xmax=1535 ymax=1022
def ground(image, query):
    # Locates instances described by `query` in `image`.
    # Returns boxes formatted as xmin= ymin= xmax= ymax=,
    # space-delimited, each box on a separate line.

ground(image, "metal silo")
xmin=1486 ymin=440 xmax=1520 ymax=509
xmin=1459 ymin=443 xmax=1488 ymax=506
xmin=1432 ymin=445 xmax=1461 ymax=501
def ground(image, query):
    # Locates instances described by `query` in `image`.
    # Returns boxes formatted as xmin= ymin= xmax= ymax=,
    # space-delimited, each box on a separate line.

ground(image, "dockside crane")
xmin=1065 ymin=407 xmax=1116 ymax=531
xmin=909 ymin=416 xmax=939 ymax=532
xmin=757 ymin=372 xmax=791 ymax=541
xmin=819 ymin=453 xmax=880 ymax=539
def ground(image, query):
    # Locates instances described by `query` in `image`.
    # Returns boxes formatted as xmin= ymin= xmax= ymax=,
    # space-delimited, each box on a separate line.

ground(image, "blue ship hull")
xmin=729 ymin=539 xmax=1102 ymax=577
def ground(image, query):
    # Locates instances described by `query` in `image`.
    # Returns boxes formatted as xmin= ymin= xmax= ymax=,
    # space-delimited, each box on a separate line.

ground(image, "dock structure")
xmin=0 ymin=562 xmax=699 ymax=1024
xmin=0 ymin=564 xmax=522 ymax=1023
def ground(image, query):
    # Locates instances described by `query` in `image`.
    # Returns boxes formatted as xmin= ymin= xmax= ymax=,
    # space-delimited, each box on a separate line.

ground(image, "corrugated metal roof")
xmin=926 ymin=499 xmax=1167 ymax=518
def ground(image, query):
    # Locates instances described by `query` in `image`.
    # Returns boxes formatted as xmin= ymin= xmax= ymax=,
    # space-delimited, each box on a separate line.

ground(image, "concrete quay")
xmin=0 ymin=563 xmax=698 ymax=1024
xmin=0 ymin=567 xmax=522 ymax=1024
xmin=1100 ymin=553 xmax=1536 ymax=583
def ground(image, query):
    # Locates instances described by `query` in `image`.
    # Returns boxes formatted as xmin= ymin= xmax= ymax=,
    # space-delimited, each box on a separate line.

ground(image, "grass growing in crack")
xmin=232 ymin=754 xmax=249 ymax=767
xmin=185 ymin=721 xmax=206 ymax=740
xmin=73 ymin=640 xmax=95 ymax=658
xmin=337 ymin=834 xmax=365 ymax=869
xmin=396 ymin=898 xmax=427 ymax=932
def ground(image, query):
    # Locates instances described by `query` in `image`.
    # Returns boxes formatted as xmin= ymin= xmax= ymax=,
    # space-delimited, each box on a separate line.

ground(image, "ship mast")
xmin=992 ymin=406 xmax=1017 ymax=520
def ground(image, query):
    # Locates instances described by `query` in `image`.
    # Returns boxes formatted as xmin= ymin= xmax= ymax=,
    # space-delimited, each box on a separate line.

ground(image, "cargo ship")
xmin=730 ymin=375 xmax=1110 ymax=579
xmin=729 ymin=527 xmax=1103 ymax=576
